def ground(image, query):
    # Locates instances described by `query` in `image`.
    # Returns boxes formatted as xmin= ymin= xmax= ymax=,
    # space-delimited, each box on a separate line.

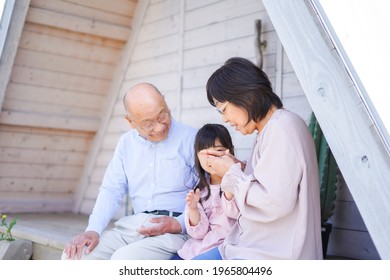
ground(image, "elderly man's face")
xmin=128 ymin=102 xmax=172 ymax=142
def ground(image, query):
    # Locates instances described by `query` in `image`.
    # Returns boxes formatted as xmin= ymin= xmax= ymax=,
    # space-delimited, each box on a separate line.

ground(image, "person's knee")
xmin=111 ymin=234 xmax=188 ymax=260
xmin=110 ymin=239 xmax=176 ymax=260
xmin=111 ymin=243 xmax=141 ymax=260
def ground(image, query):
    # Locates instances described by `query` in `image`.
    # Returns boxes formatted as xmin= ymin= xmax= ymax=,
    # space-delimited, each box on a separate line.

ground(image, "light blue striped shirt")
xmin=87 ymin=119 xmax=198 ymax=235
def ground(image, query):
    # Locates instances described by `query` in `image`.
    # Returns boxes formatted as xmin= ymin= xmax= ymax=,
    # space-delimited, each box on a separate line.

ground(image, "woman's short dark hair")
xmin=206 ymin=57 xmax=283 ymax=122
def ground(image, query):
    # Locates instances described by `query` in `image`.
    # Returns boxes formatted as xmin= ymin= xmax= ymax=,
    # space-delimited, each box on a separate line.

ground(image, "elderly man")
xmin=62 ymin=83 xmax=197 ymax=260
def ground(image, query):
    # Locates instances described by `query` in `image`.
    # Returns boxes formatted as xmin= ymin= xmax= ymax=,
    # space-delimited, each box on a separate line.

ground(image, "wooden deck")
xmin=2 ymin=213 xmax=97 ymax=259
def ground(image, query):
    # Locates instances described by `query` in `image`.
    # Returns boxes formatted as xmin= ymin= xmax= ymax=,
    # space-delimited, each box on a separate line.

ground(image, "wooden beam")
xmin=0 ymin=110 xmax=100 ymax=132
xmin=19 ymin=29 xmax=122 ymax=63
xmin=0 ymin=0 xmax=15 ymax=56
xmin=11 ymin=66 xmax=111 ymax=95
xmin=6 ymin=84 xmax=106 ymax=110
xmin=0 ymin=125 xmax=93 ymax=151
xmin=0 ymin=193 xmax=73 ymax=213
xmin=26 ymin=7 xmax=130 ymax=41
xmin=0 ymin=177 xmax=76 ymax=193
xmin=262 ymin=0 xmax=390 ymax=259
xmin=14 ymin=49 xmax=117 ymax=80
xmin=62 ymin=0 xmax=137 ymax=17
xmin=0 ymin=0 xmax=30 ymax=113
xmin=30 ymin=0 xmax=133 ymax=27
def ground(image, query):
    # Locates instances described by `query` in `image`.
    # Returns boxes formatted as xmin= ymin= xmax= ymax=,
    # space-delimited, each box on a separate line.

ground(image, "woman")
xmin=197 ymin=57 xmax=323 ymax=260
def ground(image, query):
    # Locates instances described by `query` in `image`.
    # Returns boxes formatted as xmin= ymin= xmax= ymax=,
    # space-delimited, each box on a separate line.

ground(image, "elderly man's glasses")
xmin=133 ymin=110 xmax=171 ymax=132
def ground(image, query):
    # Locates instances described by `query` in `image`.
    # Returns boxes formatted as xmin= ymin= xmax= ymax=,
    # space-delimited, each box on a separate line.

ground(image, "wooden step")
xmin=1 ymin=213 xmax=90 ymax=259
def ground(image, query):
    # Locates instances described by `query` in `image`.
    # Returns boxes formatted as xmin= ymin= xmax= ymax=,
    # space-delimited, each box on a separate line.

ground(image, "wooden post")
xmin=0 ymin=0 xmax=30 ymax=112
xmin=263 ymin=0 xmax=390 ymax=259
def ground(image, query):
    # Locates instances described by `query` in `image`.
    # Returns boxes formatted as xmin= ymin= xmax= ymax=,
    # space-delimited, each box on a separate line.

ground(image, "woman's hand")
xmin=204 ymin=149 xmax=244 ymax=177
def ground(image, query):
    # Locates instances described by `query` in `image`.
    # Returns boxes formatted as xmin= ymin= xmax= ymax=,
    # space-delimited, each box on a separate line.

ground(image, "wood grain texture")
xmin=263 ymin=0 xmax=390 ymax=259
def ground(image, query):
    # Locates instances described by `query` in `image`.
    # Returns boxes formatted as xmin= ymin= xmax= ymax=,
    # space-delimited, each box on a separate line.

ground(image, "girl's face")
xmin=214 ymin=100 xmax=258 ymax=135
xmin=198 ymin=138 xmax=227 ymax=174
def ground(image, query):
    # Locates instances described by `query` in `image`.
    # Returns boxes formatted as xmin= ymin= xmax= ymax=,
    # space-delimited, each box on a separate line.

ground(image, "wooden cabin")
xmin=0 ymin=0 xmax=389 ymax=260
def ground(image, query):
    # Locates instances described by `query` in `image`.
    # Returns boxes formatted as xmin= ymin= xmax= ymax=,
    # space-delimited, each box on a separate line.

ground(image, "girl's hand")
xmin=186 ymin=189 xmax=201 ymax=226
xmin=186 ymin=189 xmax=201 ymax=210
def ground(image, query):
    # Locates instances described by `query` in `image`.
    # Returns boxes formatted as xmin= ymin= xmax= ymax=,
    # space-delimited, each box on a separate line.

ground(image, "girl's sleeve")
xmin=184 ymin=203 xmax=210 ymax=239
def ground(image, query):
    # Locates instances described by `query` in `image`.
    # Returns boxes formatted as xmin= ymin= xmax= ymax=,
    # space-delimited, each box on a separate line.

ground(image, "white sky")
xmin=0 ymin=0 xmax=5 ymax=20
xmin=319 ymin=0 xmax=390 ymax=142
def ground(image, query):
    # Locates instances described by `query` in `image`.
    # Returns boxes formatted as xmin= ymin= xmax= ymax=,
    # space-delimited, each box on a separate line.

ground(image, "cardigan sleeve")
xmin=221 ymin=122 xmax=303 ymax=223
xmin=221 ymin=194 xmax=240 ymax=219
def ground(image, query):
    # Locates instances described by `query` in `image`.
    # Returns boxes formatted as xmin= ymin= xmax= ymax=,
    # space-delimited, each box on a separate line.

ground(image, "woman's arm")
xmin=221 ymin=124 xmax=303 ymax=223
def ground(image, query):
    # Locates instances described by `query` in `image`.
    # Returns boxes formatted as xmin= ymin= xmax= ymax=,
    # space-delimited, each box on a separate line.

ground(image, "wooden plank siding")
xmin=328 ymin=173 xmax=380 ymax=259
xmin=0 ymin=124 xmax=92 ymax=212
xmin=77 ymin=0 xmax=314 ymax=219
xmin=0 ymin=0 xmax=137 ymax=213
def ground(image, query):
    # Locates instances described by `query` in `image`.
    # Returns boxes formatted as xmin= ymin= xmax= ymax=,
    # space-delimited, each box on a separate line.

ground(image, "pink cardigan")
xmin=177 ymin=184 xmax=239 ymax=259
xmin=219 ymin=109 xmax=323 ymax=259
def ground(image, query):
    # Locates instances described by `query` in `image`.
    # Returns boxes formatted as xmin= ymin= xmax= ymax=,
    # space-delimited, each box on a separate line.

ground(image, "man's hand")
xmin=137 ymin=216 xmax=181 ymax=236
xmin=63 ymin=231 xmax=99 ymax=260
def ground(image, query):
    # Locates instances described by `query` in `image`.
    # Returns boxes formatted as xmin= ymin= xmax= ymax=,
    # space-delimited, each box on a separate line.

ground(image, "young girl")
xmin=176 ymin=123 xmax=240 ymax=260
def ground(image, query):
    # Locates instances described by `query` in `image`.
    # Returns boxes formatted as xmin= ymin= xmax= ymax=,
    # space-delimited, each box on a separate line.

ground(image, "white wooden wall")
xmin=78 ymin=0 xmax=314 ymax=222
xmin=0 ymin=0 xmax=137 ymax=212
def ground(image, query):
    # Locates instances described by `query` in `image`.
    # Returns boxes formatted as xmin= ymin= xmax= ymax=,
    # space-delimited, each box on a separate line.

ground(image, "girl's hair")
xmin=194 ymin=123 xmax=234 ymax=201
xmin=206 ymin=57 xmax=283 ymax=123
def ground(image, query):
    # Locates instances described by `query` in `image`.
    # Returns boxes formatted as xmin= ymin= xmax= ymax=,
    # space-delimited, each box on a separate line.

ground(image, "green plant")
xmin=309 ymin=112 xmax=340 ymax=258
xmin=0 ymin=214 xmax=17 ymax=241
xmin=308 ymin=112 xmax=338 ymax=226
